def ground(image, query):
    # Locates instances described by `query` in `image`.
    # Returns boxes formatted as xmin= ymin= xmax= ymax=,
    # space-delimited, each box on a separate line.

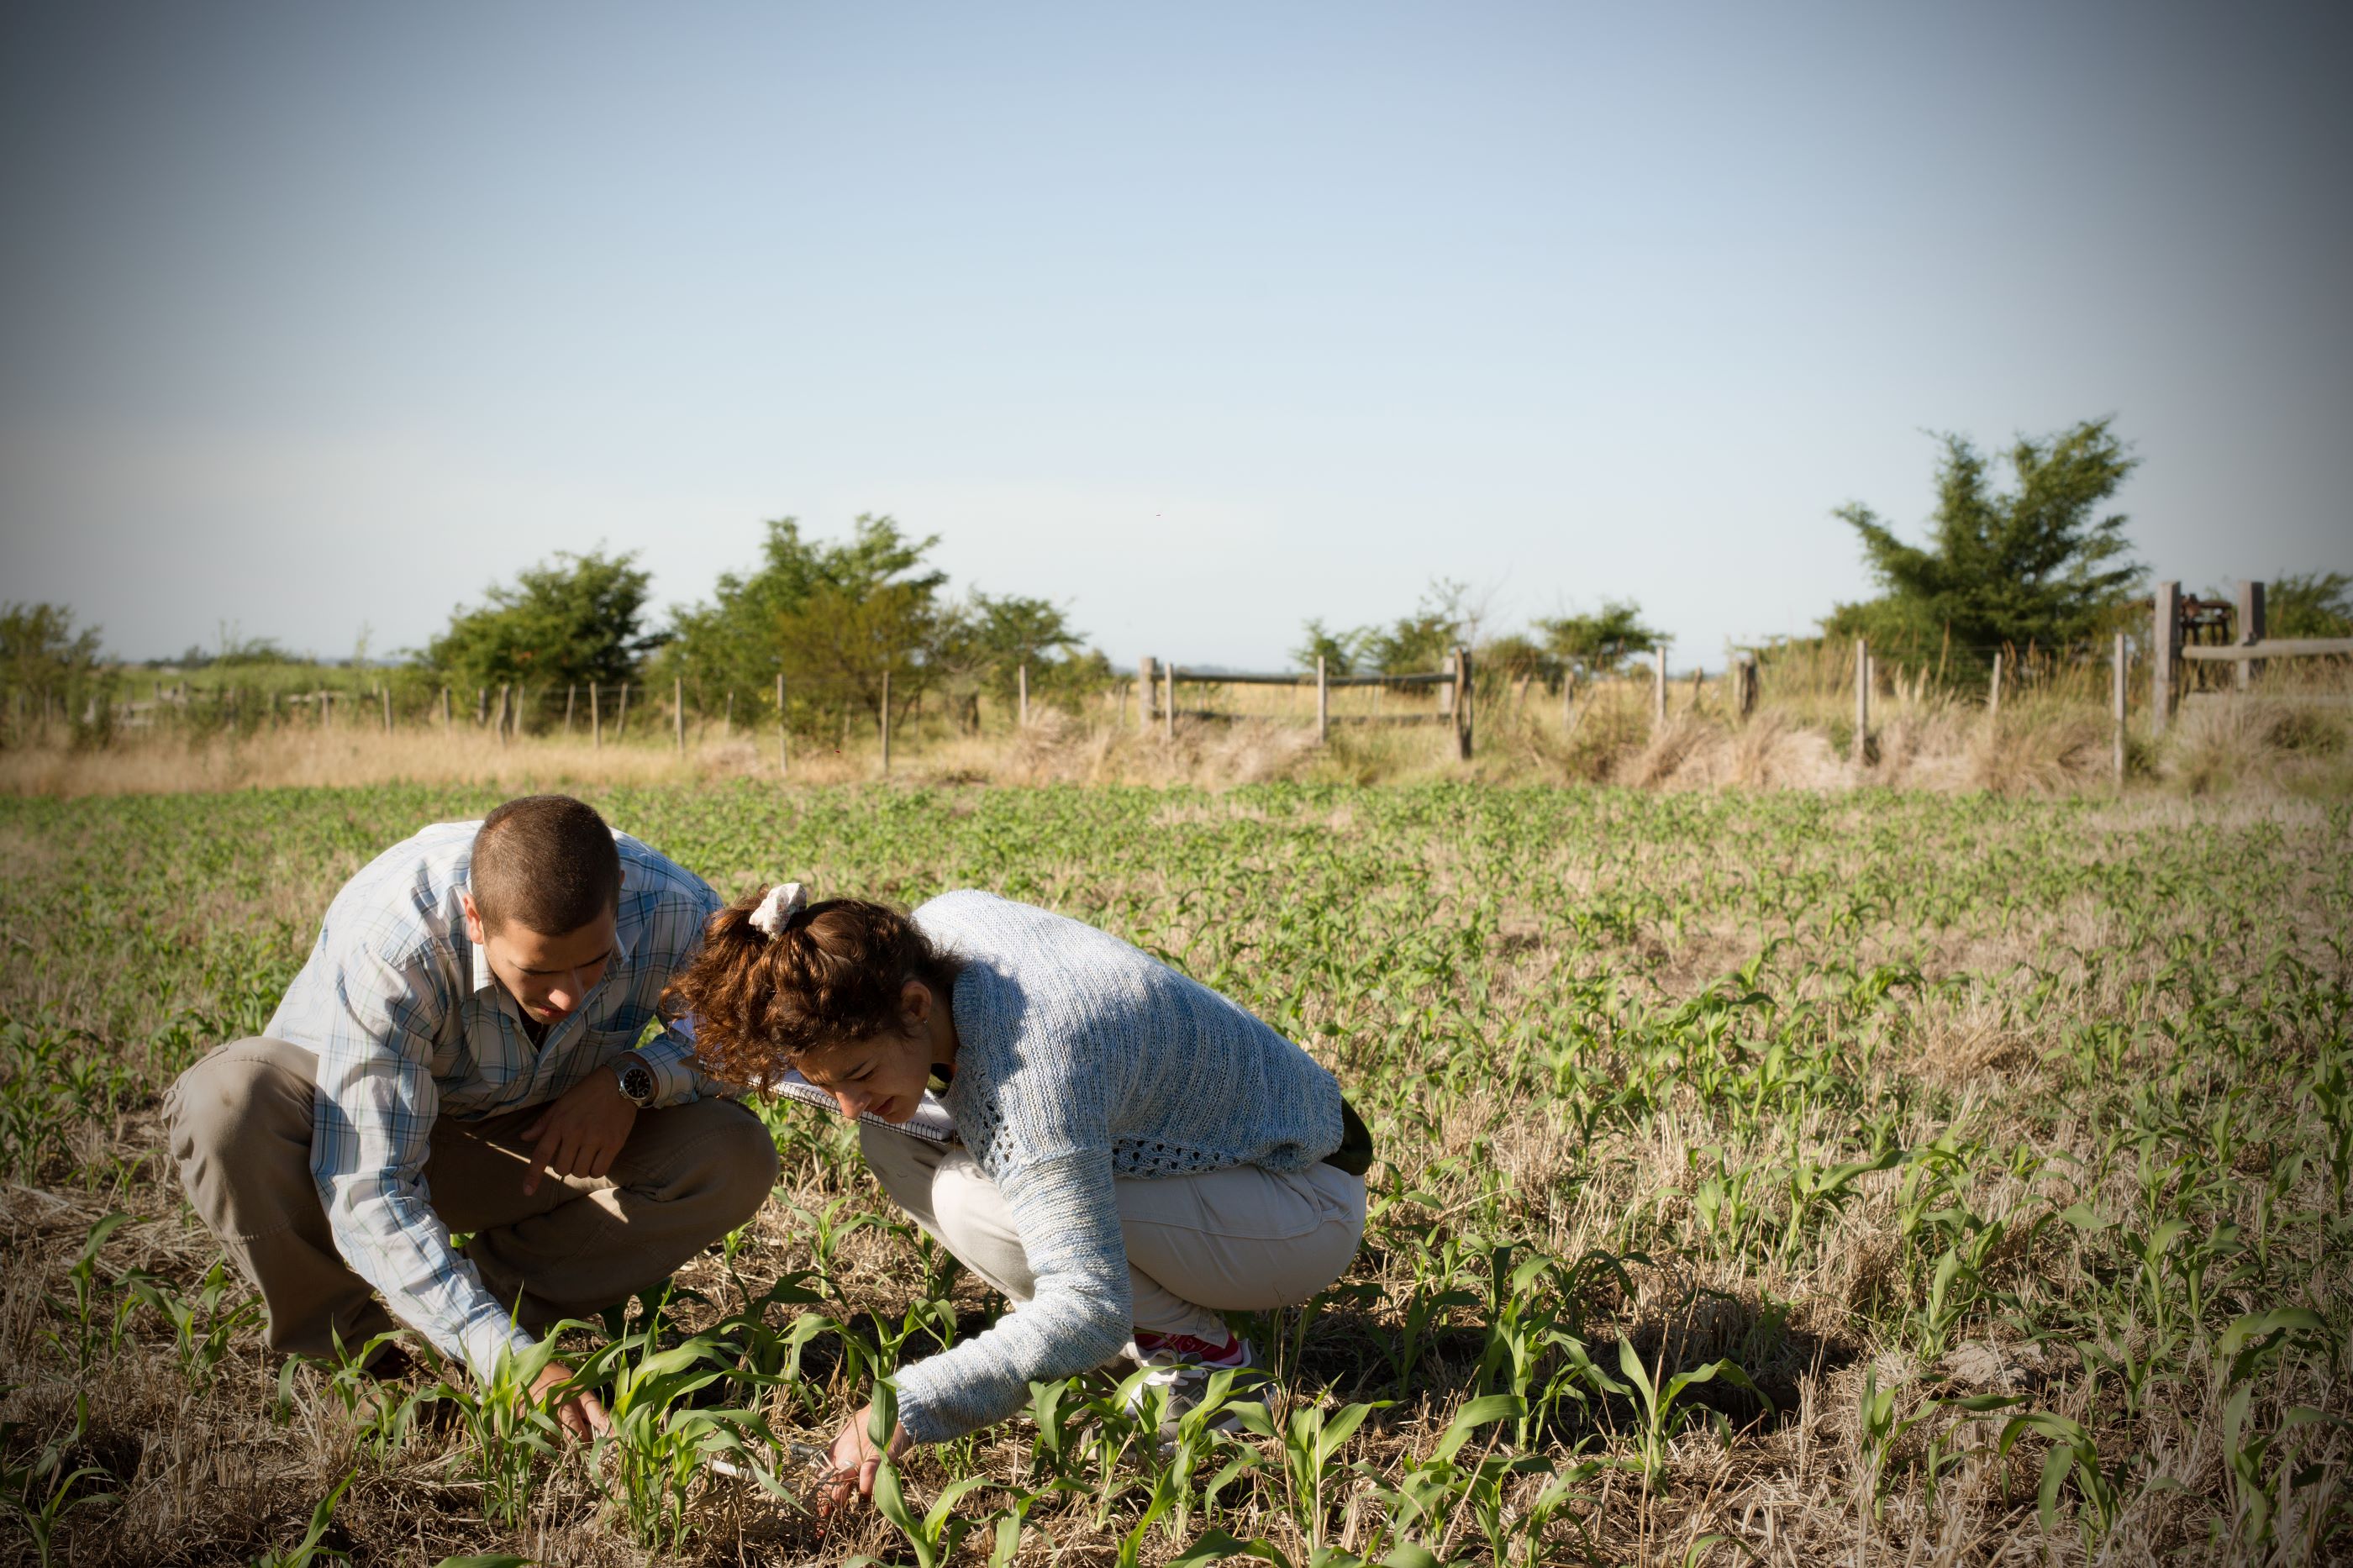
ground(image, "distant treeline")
xmin=8 ymin=418 xmax=2350 ymax=747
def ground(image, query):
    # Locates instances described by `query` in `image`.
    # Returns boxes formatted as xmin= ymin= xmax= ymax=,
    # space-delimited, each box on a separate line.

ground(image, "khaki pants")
xmin=163 ymin=1037 xmax=777 ymax=1361
xmin=858 ymin=1123 xmax=1365 ymax=1344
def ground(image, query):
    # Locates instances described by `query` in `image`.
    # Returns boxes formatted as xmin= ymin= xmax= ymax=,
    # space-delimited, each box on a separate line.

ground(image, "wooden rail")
xmin=1141 ymin=650 xmax=1473 ymax=759
xmin=2180 ymin=639 xmax=2353 ymax=661
xmin=2156 ymin=579 xmax=2350 ymax=732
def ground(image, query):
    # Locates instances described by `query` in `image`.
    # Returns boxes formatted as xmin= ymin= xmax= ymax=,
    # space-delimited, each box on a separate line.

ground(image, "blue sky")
xmin=3 ymin=3 xmax=2347 ymax=671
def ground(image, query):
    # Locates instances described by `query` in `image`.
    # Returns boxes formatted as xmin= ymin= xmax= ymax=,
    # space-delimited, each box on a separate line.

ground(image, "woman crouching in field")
xmin=666 ymin=884 xmax=1372 ymax=1511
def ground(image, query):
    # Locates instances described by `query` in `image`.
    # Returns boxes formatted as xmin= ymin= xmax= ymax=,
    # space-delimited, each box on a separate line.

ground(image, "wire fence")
xmin=6 ymin=582 xmax=2346 ymax=766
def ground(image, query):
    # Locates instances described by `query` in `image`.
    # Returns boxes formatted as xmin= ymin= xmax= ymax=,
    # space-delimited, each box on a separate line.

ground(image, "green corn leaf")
xmin=1431 ymin=1393 xmax=1522 ymax=1464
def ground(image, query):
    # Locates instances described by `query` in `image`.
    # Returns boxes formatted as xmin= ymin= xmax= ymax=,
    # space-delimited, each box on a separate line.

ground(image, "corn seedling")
xmin=124 ymin=1259 xmax=261 ymax=1394
xmin=1614 ymin=1339 xmax=1769 ymax=1491
xmin=247 ymin=1470 xmax=354 ymax=1568
xmin=2 ymin=1392 xmax=111 ymax=1568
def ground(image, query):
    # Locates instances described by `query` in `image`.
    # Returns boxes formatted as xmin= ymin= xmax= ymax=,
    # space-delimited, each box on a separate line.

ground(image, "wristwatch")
xmin=613 ymin=1055 xmax=657 ymax=1108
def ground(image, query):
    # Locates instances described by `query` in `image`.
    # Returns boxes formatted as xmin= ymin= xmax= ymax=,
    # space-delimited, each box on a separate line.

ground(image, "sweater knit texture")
xmin=887 ymin=891 xmax=1345 ymax=1442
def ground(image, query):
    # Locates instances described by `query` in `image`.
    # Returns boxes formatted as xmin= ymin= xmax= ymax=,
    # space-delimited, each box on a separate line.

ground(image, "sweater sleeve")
xmin=888 ymin=1146 xmax=1134 ymax=1443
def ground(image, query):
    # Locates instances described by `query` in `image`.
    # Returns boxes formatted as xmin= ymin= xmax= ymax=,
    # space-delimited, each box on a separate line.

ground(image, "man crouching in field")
xmin=163 ymin=794 xmax=776 ymax=1439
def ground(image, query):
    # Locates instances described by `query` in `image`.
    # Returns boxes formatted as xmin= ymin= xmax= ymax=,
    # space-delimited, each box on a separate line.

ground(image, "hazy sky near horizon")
xmin=3 ymin=3 xmax=2348 ymax=669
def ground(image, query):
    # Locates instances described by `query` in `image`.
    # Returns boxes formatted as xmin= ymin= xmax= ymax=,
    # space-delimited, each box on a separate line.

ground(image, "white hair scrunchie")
xmin=750 ymin=881 xmax=808 ymax=939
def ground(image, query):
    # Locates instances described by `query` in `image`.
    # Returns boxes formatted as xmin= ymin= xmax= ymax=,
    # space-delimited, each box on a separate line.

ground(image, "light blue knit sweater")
xmin=887 ymin=891 xmax=1345 ymax=1443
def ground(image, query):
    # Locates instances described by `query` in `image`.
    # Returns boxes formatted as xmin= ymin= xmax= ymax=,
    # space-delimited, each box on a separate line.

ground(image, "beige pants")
xmin=163 ymin=1037 xmax=777 ymax=1360
xmin=858 ymin=1123 xmax=1366 ymax=1344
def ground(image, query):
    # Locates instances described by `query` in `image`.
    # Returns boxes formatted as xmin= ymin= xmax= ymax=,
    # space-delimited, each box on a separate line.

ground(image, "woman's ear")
xmin=900 ymin=978 xmax=932 ymax=1035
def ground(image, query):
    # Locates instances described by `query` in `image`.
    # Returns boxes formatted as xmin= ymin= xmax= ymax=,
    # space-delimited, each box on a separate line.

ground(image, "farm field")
xmin=1 ymin=781 xmax=2347 ymax=1565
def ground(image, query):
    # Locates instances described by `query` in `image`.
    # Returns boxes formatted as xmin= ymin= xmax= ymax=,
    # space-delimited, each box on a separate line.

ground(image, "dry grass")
xmin=14 ymin=674 xmax=2346 ymax=802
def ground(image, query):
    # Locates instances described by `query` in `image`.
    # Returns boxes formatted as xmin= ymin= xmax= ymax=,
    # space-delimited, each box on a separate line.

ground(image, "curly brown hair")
xmin=664 ymin=889 xmax=963 ymax=1089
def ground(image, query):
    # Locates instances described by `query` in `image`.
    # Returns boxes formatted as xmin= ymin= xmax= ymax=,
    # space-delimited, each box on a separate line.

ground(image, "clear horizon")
xmin=3 ymin=3 xmax=2348 ymax=671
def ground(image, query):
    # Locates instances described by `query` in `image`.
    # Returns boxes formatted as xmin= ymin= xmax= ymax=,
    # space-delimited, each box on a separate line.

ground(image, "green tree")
xmin=1292 ymin=618 xmax=1368 ymax=677
xmin=1533 ymin=598 xmax=1666 ymax=676
xmin=2263 ymin=571 xmax=2353 ymax=639
xmin=950 ymin=591 xmax=1087 ymax=704
xmin=424 ymin=550 xmax=658 ymax=693
xmin=1361 ymin=580 xmax=1474 ymax=675
xmin=661 ymin=515 xmax=951 ymax=735
xmin=1477 ymin=630 xmax=1551 ymax=684
xmin=1827 ymin=419 xmax=2143 ymax=672
xmin=2 ymin=602 xmax=111 ymax=745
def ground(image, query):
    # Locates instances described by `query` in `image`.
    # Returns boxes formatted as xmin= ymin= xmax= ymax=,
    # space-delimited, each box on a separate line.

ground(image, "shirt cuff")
xmin=459 ymin=1316 xmax=540 ymax=1385
xmin=632 ymin=1024 xmax=703 ymax=1107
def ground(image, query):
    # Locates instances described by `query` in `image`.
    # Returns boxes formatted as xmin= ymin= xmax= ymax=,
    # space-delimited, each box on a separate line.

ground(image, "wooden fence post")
xmin=1018 ymin=663 xmax=1029 ymax=728
xmin=674 ymin=677 xmax=686 ymax=755
xmin=2236 ymin=579 xmax=2266 ymax=692
xmin=381 ymin=686 xmax=392 ymax=734
xmin=1455 ymin=645 xmax=1476 ymax=761
xmin=776 ymin=672 xmax=787 ymax=776
xmin=880 ymin=671 xmax=892 ymax=773
xmin=615 ymin=682 xmax=629 ymax=741
xmin=724 ymin=690 xmax=734 ymax=739
xmin=439 ymin=687 xmax=450 ymax=733
xmin=1987 ymin=651 xmax=2003 ymax=723
xmin=1652 ymin=648 xmax=1666 ymax=726
xmin=1162 ymin=661 xmax=1175 ymax=744
xmin=2113 ymin=630 xmax=2128 ymax=792
xmin=1315 ymin=656 xmax=1329 ymax=745
xmin=565 ymin=684 xmax=576 ymax=736
xmin=590 ymin=684 xmax=602 ymax=749
xmin=1138 ymin=657 xmax=1156 ymax=727
xmin=1853 ymin=639 xmax=1870 ymax=766
xmin=476 ymin=687 xmax=487 ymax=728
xmin=2152 ymin=581 xmax=2180 ymax=734
xmin=496 ymin=684 xmax=511 ymax=747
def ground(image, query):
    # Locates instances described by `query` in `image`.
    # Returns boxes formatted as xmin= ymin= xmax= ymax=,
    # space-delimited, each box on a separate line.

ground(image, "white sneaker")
xmin=1122 ymin=1330 xmax=1262 ymax=1436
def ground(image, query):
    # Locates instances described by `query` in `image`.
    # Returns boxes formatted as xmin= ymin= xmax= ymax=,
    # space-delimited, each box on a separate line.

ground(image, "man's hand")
xmin=530 ymin=1358 xmax=609 ymax=1442
xmin=519 ymin=1069 xmax=639 ymax=1196
xmin=820 ymin=1402 xmax=910 ymax=1514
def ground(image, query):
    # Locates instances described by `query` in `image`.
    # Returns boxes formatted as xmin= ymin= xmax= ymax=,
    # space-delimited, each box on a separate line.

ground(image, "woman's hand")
xmin=820 ymin=1401 xmax=911 ymax=1513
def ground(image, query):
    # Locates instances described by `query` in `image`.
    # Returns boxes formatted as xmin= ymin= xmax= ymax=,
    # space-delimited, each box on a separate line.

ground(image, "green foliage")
xmin=1298 ymin=581 xmax=1473 ymax=679
xmin=2263 ymin=571 xmax=2353 ymax=639
xmin=1829 ymin=419 xmax=2144 ymax=671
xmin=1362 ymin=581 xmax=1474 ymax=675
xmin=3 ymin=1392 xmax=113 ymax=1568
xmin=662 ymin=515 xmax=950 ymax=734
xmin=942 ymin=590 xmax=1100 ymax=711
xmin=1531 ymin=598 xmax=1666 ymax=676
xmin=1292 ymin=618 xmax=1369 ymax=678
xmin=1613 ymin=1338 xmax=1768 ymax=1490
xmin=1 ymin=602 xmax=113 ymax=745
xmin=579 ymin=1297 xmax=793 ymax=1553
xmin=3 ymin=781 xmax=2350 ymax=1560
xmin=418 ymin=1333 xmax=578 ymax=1529
xmin=124 ymin=1260 xmax=262 ymax=1394
xmin=424 ymin=549 xmax=658 ymax=694
xmin=246 ymin=1471 xmax=354 ymax=1568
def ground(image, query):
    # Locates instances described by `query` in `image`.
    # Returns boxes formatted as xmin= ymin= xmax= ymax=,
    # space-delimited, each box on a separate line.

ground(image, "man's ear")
xmin=900 ymin=978 xmax=931 ymax=1034
xmin=460 ymin=891 xmax=487 ymax=947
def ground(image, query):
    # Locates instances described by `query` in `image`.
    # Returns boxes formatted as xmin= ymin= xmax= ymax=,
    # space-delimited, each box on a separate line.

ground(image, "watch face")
xmin=620 ymin=1065 xmax=655 ymax=1104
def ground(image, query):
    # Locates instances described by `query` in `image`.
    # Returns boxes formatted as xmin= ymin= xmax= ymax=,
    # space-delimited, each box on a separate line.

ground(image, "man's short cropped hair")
xmin=470 ymin=795 xmax=622 ymax=936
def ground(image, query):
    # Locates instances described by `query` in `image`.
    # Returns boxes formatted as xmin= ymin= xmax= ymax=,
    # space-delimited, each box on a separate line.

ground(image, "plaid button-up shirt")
xmin=265 ymin=819 xmax=726 ymax=1376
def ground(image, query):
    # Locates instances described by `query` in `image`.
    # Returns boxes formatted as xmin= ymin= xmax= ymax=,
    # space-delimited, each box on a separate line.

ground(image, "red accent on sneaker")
xmin=1132 ymin=1329 xmax=1245 ymax=1365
